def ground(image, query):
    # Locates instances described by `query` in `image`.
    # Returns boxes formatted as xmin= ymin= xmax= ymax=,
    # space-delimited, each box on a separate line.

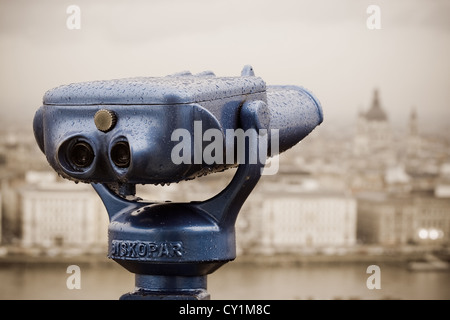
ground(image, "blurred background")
xmin=0 ymin=0 xmax=449 ymax=300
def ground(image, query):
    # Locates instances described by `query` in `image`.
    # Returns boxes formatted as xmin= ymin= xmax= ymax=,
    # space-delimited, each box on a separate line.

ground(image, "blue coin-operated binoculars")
xmin=33 ymin=66 xmax=323 ymax=299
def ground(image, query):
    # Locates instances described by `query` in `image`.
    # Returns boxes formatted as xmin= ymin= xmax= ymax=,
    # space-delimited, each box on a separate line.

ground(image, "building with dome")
xmin=353 ymin=89 xmax=392 ymax=159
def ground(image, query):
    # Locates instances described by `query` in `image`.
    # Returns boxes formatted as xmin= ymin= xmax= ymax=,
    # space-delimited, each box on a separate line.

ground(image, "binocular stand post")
xmin=121 ymin=275 xmax=209 ymax=300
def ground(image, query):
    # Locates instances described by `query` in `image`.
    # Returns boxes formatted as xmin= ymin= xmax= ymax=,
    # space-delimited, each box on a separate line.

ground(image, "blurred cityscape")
xmin=0 ymin=88 xmax=450 ymax=271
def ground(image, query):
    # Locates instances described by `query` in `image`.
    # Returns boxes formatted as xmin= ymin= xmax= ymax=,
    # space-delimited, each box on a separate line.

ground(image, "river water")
xmin=1 ymin=258 xmax=449 ymax=300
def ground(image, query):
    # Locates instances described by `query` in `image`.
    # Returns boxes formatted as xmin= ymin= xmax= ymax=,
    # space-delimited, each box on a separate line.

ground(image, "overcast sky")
xmin=1 ymin=0 xmax=449 ymax=134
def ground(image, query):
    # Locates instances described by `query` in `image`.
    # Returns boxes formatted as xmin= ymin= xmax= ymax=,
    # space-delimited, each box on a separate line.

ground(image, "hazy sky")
xmin=1 ymin=0 xmax=449 ymax=133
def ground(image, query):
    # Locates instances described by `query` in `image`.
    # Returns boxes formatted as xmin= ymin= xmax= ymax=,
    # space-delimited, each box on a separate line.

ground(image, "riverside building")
xmin=19 ymin=171 xmax=108 ymax=251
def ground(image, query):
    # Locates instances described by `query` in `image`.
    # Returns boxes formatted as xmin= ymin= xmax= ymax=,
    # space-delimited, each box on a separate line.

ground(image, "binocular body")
xmin=33 ymin=68 xmax=322 ymax=186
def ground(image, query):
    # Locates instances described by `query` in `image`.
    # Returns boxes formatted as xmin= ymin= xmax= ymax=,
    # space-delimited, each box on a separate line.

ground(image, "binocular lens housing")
xmin=111 ymin=141 xmax=131 ymax=168
xmin=67 ymin=140 xmax=94 ymax=169
xmin=64 ymin=138 xmax=132 ymax=172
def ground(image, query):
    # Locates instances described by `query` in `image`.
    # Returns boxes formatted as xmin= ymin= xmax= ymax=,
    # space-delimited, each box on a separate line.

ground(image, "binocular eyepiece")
xmin=63 ymin=135 xmax=130 ymax=169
